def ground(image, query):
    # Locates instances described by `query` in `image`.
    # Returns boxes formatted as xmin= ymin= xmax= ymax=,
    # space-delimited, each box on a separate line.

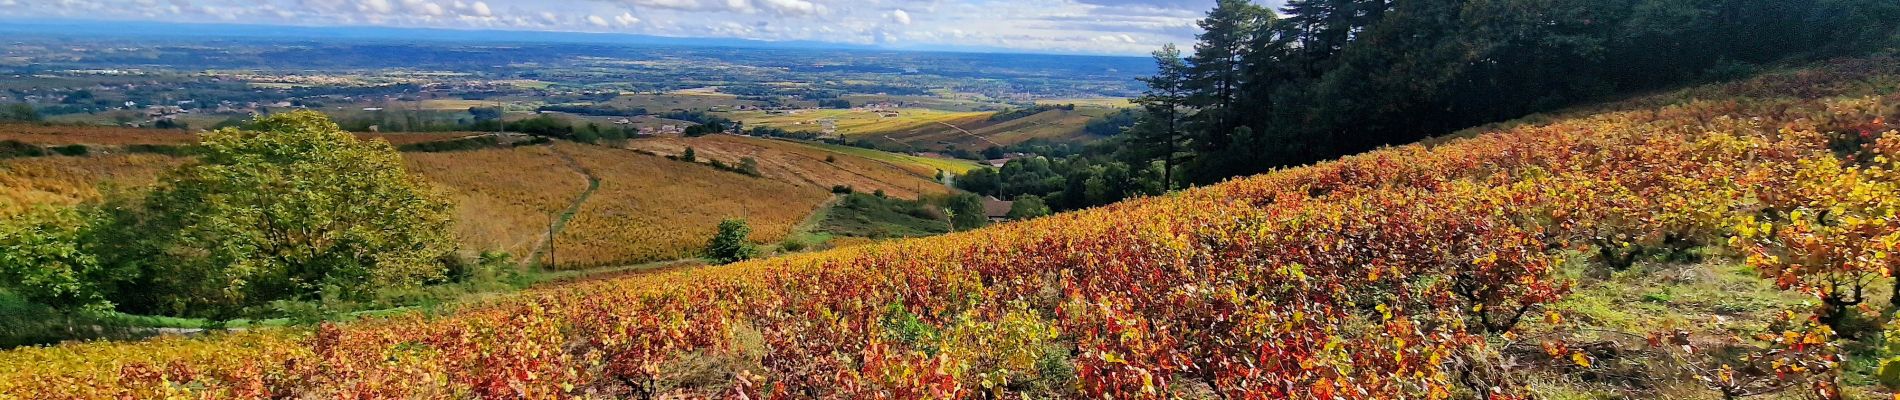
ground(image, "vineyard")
xmin=624 ymin=134 xmax=954 ymax=199
xmin=0 ymin=154 xmax=183 ymax=218
xmin=548 ymin=143 xmax=830 ymax=268
xmin=0 ymin=126 xmax=846 ymax=268
xmin=3 ymin=58 xmax=1900 ymax=398
xmin=403 ymin=146 xmax=593 ymax=259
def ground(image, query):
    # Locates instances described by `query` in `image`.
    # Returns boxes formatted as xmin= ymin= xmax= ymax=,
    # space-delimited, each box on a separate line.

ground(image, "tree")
xmin=1007 ymin=195 xmax=1051 ymax=220
xmin=122 ymin=111 xmax=456 ymax=318
xmin=738 ymin=157 xmax=761 ymax=176
xmin=934 ymin=193 xmax=989 ymax=231
xmin=1183 ymin=0 xmax=1270 ymax=154
xmin=682 ymin=147 xmax=697 ymax=162
xmin=1129 ymin=44 xmax=1191 ymax=191
xmin=1 ymin=103 xmax=38 ymax=122
xmin=706 ymin=218 xmax=758 ymax=264
xmin=0 ymin=207 xmax=124 ymax=311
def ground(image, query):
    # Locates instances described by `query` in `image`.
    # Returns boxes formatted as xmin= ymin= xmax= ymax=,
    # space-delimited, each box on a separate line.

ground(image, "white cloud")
xmin=752 ymin=0 xmax=815 ymax=15
xmin=1 ymin=0 xmax=1197 ymax=55
xmin=358 ymin=0 xmax=393 ymax=14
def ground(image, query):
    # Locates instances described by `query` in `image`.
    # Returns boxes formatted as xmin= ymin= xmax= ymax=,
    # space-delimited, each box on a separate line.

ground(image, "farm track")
xmin=527 ymin=145 xmax=602 ymax=268
xmin=933 ymin=121 xmax=1002 ymax=147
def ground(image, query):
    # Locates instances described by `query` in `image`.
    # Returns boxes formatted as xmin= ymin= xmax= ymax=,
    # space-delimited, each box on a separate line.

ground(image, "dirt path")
xmin=526 ymin=146 xmax=602 ymax=268
xmin=935 ymin=121 xmax=1002 ymax=147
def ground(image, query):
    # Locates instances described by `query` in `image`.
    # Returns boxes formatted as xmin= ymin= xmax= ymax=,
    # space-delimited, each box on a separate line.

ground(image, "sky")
xmin=0 ymin=0 xmax=1286 ymax=55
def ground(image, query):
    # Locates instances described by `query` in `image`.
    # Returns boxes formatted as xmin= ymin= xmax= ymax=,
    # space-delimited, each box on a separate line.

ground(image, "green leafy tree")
xmin=1 ymin=103 xmax=39 ymax=122
xmin=126 ymin=111 xmax=456 ymax=318
xmin=1007 ymin=195 xmax=1051 ymax=220
xmin=940 ymin=193 xmax=988 ymax=231
xmin=0 ymin=207 xmax=124 ymax=311
xmin=682 ymin=147 xmax=698 ymax=162
xmin=706 ymin=218 xmax=758 ymax=264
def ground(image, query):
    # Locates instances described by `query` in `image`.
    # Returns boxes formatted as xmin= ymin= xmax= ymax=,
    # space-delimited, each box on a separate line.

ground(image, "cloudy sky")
xmin=0 ymin=0 xmax=1286 ymax=55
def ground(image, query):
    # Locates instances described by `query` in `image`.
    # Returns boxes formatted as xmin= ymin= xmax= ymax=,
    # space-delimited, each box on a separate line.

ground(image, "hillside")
xmin=722 ymin=104 xmax=1125 ymax=151
xmin=5 ymin=58 xmax=1896 ymax=398
xmin=0 ymin=125 xmax=901 ymax=269
xmin=624 ymin=134 xmax=958 ymax=198
xmin=865 ymin=106 xmax=1123 ymax=148
xmin=548 ymin=142 xmax=830 ymax=268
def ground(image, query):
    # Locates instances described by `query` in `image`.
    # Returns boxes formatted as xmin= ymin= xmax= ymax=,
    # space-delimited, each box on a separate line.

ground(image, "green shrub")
xmin=0 ymin=140 xmax=45 ymax=158
xmin=124 ymin=144 xmax=198 ymax=156
xmin=705 ymin=218 xmax=758 ymax=264
xmin=50 ymin=144 xmax=88 ymax=156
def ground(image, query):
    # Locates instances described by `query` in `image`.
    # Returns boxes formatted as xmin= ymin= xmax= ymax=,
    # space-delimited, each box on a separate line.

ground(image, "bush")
xmin=50 ymin=144 xmax=88 ymax=156
xmin=705 ymin=218 xmax=758 ymax=264
xmin=397 ymin=136 xmax=500 ymax=152
xmin=124 ymin=144 xmax=198 ymax=156
xmin=831 ymin=185 xmax=855 ymax=194
xmin=0 ymin=140 xmax=44 ymax=158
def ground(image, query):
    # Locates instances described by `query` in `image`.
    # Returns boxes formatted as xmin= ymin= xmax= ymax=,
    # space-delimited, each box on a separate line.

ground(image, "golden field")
xmin=548 ymin=142 xmax=830 ymax=268
xmin=624 ymin=134 xmax=953 ymax=198
xmin=3 ymin=124 xmax=984 ymax=268
xmin=403 ymin=146 xmax=591 ymax=259
xmin=0 ymin=154 xmax=185 ymax=218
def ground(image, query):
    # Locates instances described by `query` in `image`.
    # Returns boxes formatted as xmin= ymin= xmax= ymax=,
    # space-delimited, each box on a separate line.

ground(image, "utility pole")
xmin=546 ymin=211 xmax=556 ymax=269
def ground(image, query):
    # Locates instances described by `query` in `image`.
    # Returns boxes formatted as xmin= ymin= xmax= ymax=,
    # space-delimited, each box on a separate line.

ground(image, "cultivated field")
xmin=403 ymin=146 xmax=591 ymax=259
xmin=794 ymin=140 xmax=982 ymax=175
xmin=603 ymin=93 xmax=765 ymax=112
xmin=624 ymin=134 xmax=953 ymax=198
xmin=0 ymin=154 xmax=184 ymax=218
xmin=869 ymin=107 xmax=1120 ymax=148
xmin=548 ymin=142 xmax=831 ymax=268
xmin=721 ymin=108 xmax=992 ymax=137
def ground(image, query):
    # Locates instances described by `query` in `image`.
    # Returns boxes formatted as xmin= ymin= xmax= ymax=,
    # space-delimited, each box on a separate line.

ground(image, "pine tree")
xmin=1130 ymin=44 xmax=1191 ymax=191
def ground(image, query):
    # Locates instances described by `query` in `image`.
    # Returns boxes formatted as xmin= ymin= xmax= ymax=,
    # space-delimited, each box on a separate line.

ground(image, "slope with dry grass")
xmin=624 ymin=134 xmax=952 ymax=199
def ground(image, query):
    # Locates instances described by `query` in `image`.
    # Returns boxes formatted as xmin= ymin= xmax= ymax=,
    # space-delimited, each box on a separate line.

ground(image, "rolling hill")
xmin=0 ymin=124 xmax=955 ymax=269
xmin=624 ymin=134 xmax=965 ymax=198
xmin=5 ymin=56 xmax=1894 ymax=400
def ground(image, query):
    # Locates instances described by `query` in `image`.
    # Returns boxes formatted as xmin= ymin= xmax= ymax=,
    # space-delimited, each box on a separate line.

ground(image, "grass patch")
xmin=816 ymin=193 xmax=951 ymax=239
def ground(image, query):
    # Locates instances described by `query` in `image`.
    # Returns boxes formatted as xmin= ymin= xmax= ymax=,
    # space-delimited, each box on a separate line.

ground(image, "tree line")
xmin=965 ymin=0 xmax=1900 ymax=211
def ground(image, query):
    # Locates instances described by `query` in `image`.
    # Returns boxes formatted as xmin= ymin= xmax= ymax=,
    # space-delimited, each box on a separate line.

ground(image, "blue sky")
xmin=0 ymin=0 xmax=1283 ymax=55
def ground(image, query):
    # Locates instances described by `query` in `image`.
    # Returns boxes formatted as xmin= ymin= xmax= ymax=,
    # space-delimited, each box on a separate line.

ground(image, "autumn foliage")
xmin=2 ymin=59 xmax=1899 ymax=398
